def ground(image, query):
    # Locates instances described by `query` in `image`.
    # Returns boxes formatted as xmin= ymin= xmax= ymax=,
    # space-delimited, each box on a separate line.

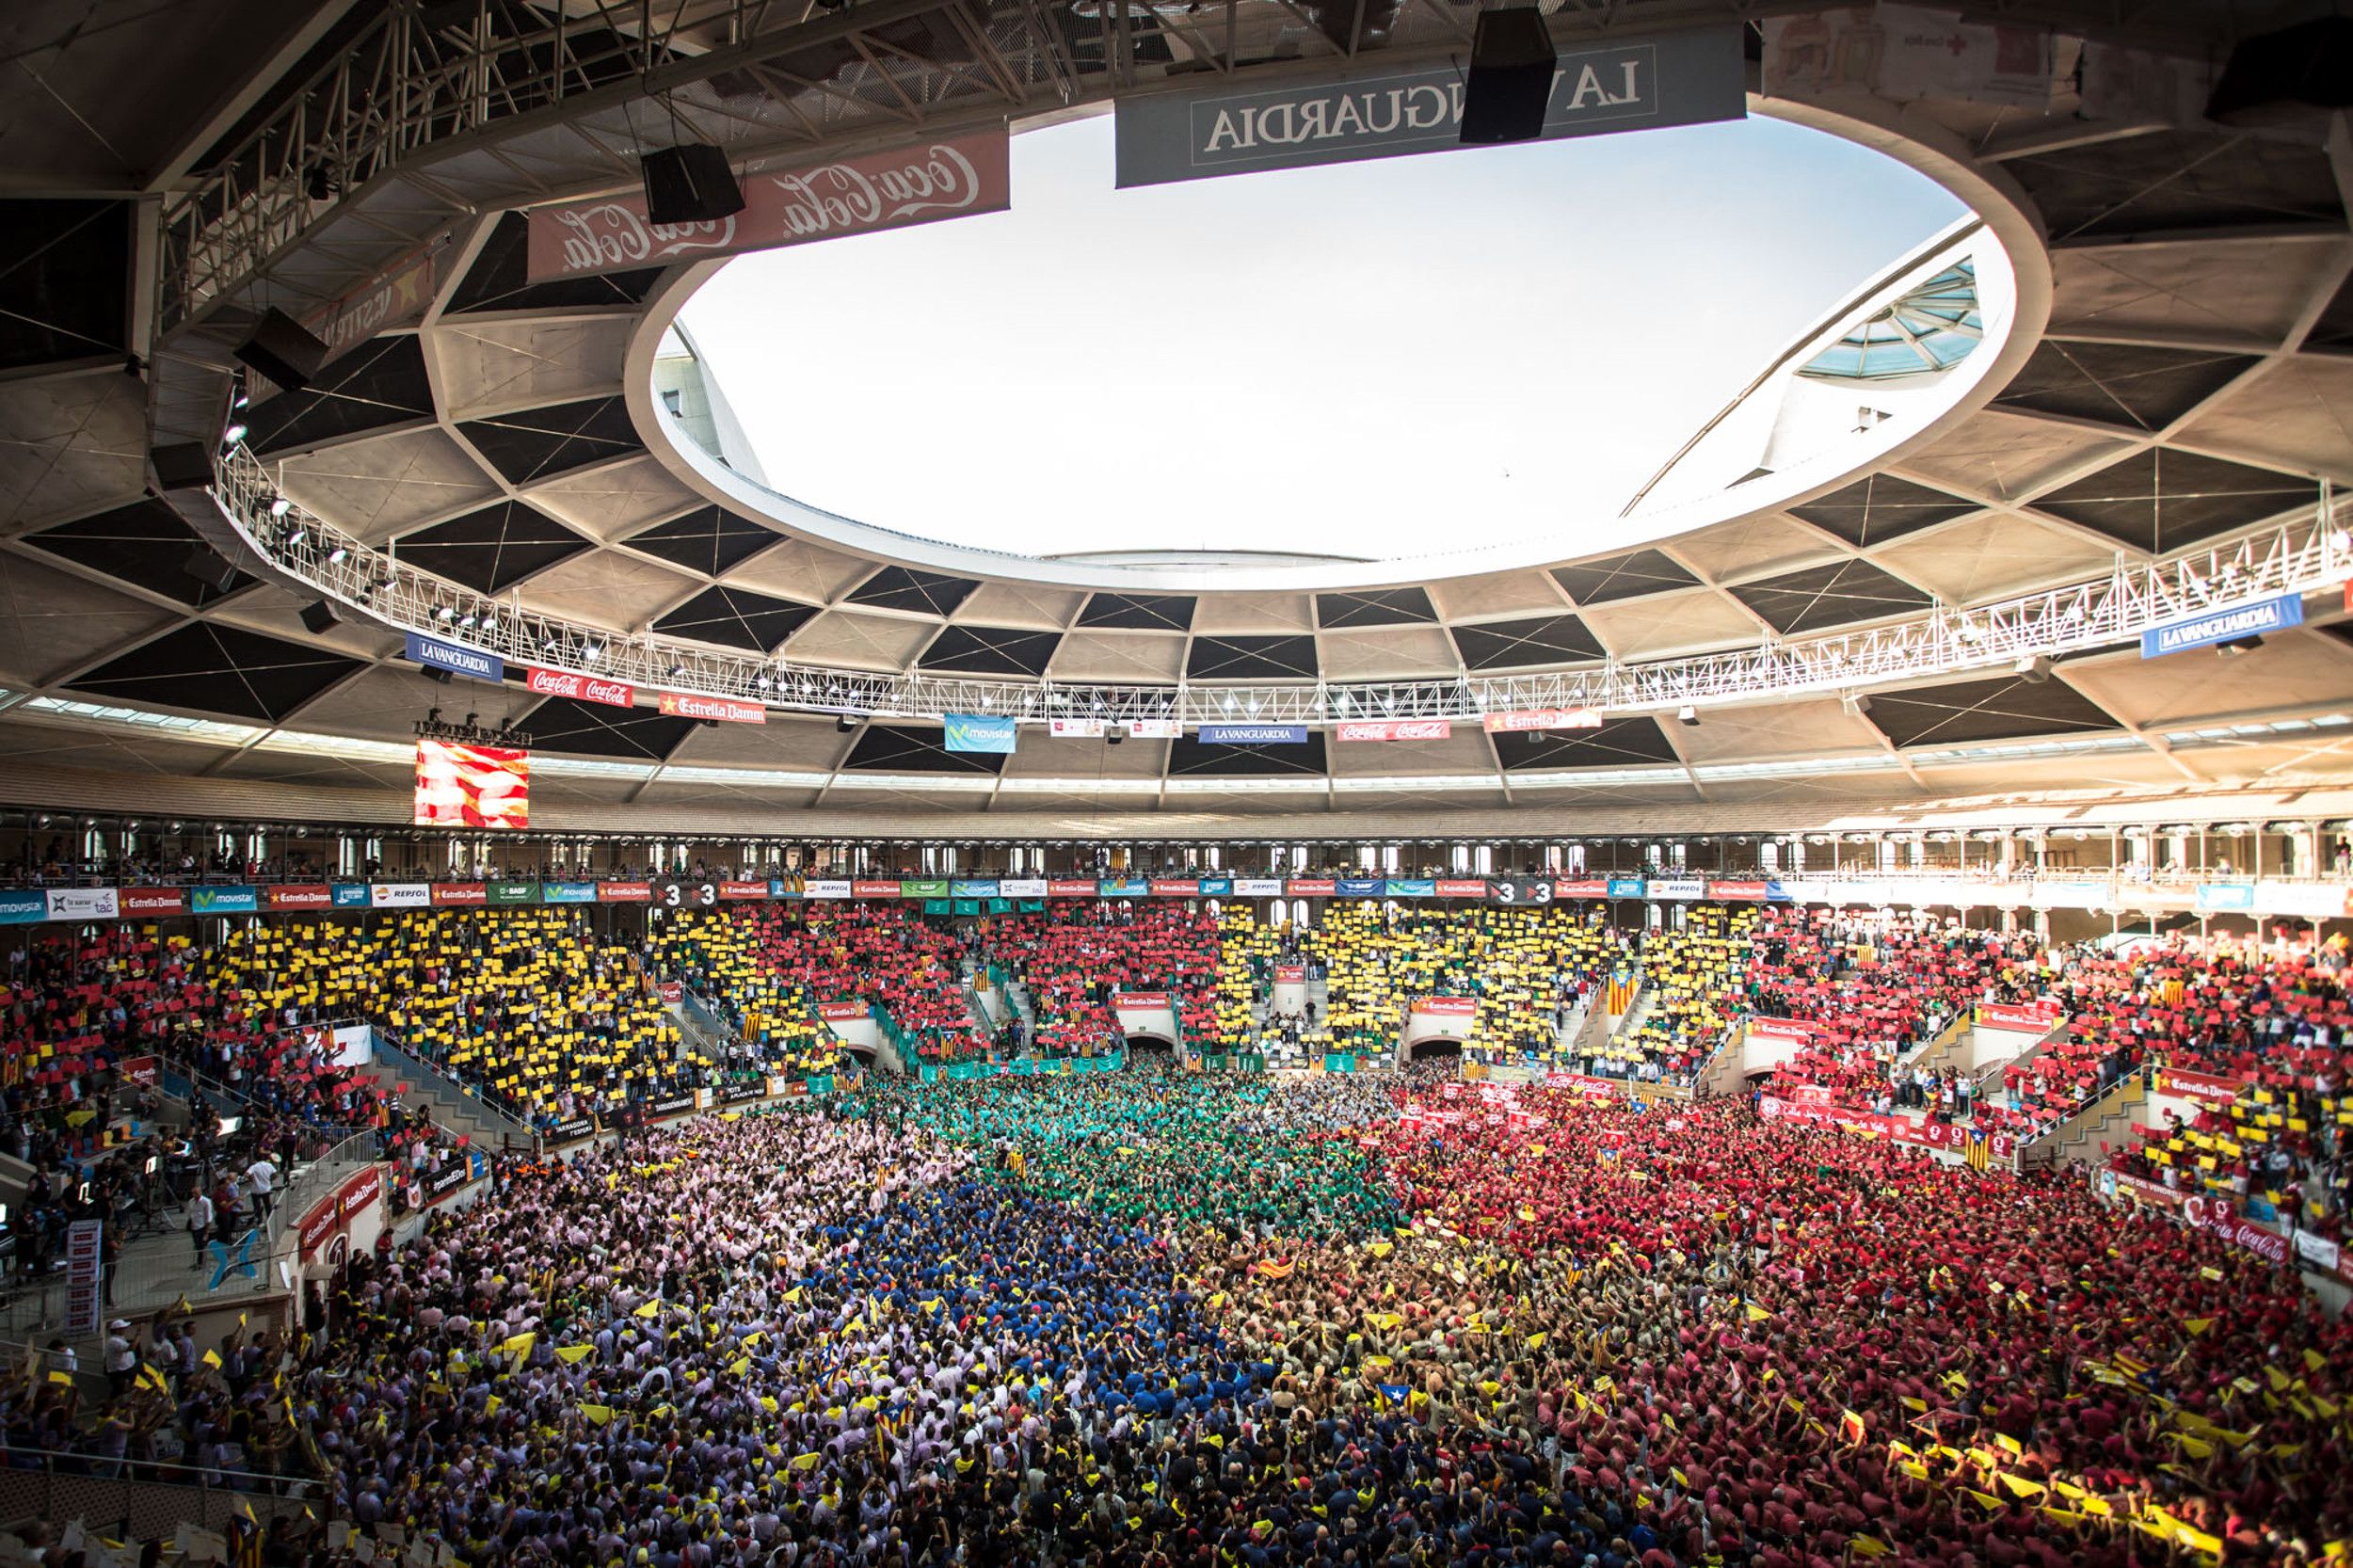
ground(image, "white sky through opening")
xmin=680 ymin=111 xmax=1967 ymax=562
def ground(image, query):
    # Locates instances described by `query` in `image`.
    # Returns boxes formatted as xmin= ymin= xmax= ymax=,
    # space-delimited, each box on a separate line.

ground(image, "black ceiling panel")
xmin=1167 ymin=729 xmax=1330 ymax=776
xmin=1551 ymin=548 xmax=1699 ymax=606
xmin=444 ymin=213 xmax=664 ymax=314
xmin=1863 ymin=675 xmax=2115 ymax=749
xmin=918 ymin=625 xmax=1064 ymax=677
xmin=624 ymin=505 xmax=777 ymax=576
xmin=843 ymin=725 xmax=1008 ymax=775
xmin=1078 ymin=593 xmax=1196 ymax=632
xmin=0 ymin=200 xmax=130 ymax=371
xmin=1317 ymin=587 xmax=1437 ymax=629
xmin=845 ymin=567 xmax=979 ymax=616
xmin=2007 ymin=128 xmax=2344 ymax=243
xmin=66 ymin=623 xmax=361 ymax=723
xmin=1451 ymin=614 xmax=1605 ymax=671
xmin=246 ymin=336 xmax=436 ymax=455
xmin=395 ymin=501 xmax=589 ymax=593
xmin=457 ymin=396 xmax=641 ymax=485
xmin=26 ymin=501 xmax=254 ymax=606
xmin=1729 ymin=559 xmax=1932 ymax=635
xmin=520 ymin=695 xmax=697 ymax=761
xmin=1992 ymin=341 xmax=2257 ymax=432
xmin=1787 ymin=473 xmax=1977 ymax=548
xmin=1492 ymin=716 xmax=1681 ymax=772
xmin=652 ymin=585 xmax=818 ymax=652
xmin=2304 ymin=269 xmax=2353 ymax=358
xmin=2032 ymin=448 xmax=2314 ymax=555
xmin=1186 ymin=634 xmax=1320 ymax=680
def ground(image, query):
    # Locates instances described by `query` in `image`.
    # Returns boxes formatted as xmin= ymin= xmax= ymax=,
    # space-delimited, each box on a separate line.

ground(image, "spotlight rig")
xmin=415 ymin=712 xmax=534 ymax=748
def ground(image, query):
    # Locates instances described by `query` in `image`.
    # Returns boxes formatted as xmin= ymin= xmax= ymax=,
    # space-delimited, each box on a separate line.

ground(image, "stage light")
xmin=328 ymin=547 xmax=348 ymax=564
xmin=837 ymin=713 xmax=858 ymax=732
xmin=1677 ymin=705 xmax=1699 ymax=728
xmin=269 ymin=495 xmax=293 ymax=517
xmin=222 ymin=422 xmax=248 ymax=445
xmin=2016 ymin=655 xmax=2052 ymax=683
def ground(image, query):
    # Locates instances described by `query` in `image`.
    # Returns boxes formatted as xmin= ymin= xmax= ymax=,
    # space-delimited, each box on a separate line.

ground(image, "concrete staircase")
xmin=2022 ymin=1072 xmax=2148 ymax=1172
xmin=370 ymin=1032 xmax=534 ymax=1152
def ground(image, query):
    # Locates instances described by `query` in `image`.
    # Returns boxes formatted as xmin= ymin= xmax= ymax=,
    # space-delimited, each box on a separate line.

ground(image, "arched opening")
xmin=1406 ymin=1038 xmax=1463 ymax=1068
xmin=1125 ymin=1034 xmax=1177 ymax=1062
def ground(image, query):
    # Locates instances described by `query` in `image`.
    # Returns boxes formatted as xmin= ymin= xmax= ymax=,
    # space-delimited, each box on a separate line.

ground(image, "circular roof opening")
xmin=665 ymin=108 xmax=1991 ymax=584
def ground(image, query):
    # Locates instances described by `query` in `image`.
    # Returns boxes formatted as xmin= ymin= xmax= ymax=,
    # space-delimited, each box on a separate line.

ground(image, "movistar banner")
xmin=1116 ymin=27 xmax=1743 ymax=187
xmin=541 ymin=881 xmax=598 ymax=904
xmin=0 ymin=890 xmax=44 ymax=925
xmin=2140 ymin=591 xmax=2303 ymax=658
xmin=192 ymin=887 xmax=259 ymax=913
xmin=943 ymin=712 xmax=1017 ymax=754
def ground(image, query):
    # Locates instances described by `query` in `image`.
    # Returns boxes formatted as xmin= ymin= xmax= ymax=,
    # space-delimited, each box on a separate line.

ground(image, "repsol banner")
xmin=1115 ymin=29 xmax=1743 ymax=186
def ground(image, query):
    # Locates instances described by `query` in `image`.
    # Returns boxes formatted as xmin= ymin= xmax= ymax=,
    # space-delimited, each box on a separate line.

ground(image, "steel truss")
xmin=209 ymin=441 xmax=2351 ymax=728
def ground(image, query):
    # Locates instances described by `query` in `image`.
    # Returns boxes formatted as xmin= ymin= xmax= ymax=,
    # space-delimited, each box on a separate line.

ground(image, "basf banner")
xmin=1116 ymin=28 xmax=1743 ymax=186
xmin=527 ymin=129 xmax=1013 ymax=281
xmin=414 ymin=740 xmax=530 ymax=829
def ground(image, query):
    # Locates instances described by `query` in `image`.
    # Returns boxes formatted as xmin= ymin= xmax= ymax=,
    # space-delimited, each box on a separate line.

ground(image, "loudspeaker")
xmin=2206 ymin=18 xmax=2353 ymax=127
xmin=642 ymin=145 xmax=746 ymax=225
xmin=151 ymin=442 xmax=214 ymax=491
xmin=184 ymin=548 xmax=240 ymax=593
xmin=1460 ymin=8 xmax=1556 ymax=146
xmin=299 ymin=600 xmax=341 ymax=635
xmin=233 ymin=308 xmax=329 ymax=392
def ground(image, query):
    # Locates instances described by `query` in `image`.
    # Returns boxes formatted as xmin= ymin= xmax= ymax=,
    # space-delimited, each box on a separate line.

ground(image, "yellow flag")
xmin=1745 ymin=1303 xmax=1771 ymax=1322
xmin=633 ymin=1302 xmax=661 ymax=1320
xmin=1997 ymin=1474 xmax=2045 ymax=1499
xmin=580 ymin=1404 xmax=613 ymax=1426
xmin=555 ymin=1345 xmax=595 ymax=1365
xmin=792 ymin=1452 xmax=824 ymax=1470
xmin=1966 ymin=1489 xmax=2004 ymax=1513
xmin=2185 ymin=1318 xmax=2214 ymax=1336
xmin=1849 ymin=1540 xmax=1889 ymax=1559
xmin=484 ymin=1396 xmax=503 ymax=1417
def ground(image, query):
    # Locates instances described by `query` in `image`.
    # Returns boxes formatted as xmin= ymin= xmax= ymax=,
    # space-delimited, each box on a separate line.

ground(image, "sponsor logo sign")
xmin=1977 ymin=1000 xmax=2061 ymax=1032
xmin=2195 ymin=881 xmax=2255 ymax=912
xmin=2183 ymin=1196 xmax=2291 ymax=1265
xmin=1275 ymin=966 xmax=1305 ymax=984
xmin=1646 ymin=877 xmax=1705 ymax=900
xmin=1231 ymin=877 xmax=1285 ymax=897
xmin=331 ymin=884 xmax=370 ymax=908
xmin=1115 ymin=28 xmax=1743 ymax=186
xmin=656 ymin=982 xmax=683 ymax=1004
xmin=1128 ymin=718 xmax=1184 ymax=739
xmin=299 ymin=1197 xmax=343 ymax=1258
xmin=1198 ymin=876 xmax=1233 ymax=897
xmin=659 ymin=691 xmax=765 ymax=725
xmin=1486 ymin=877 xmax=1555 ymax=906
xmin=431 ymin=883 xmax=488 ymax=906
xmin=1707 ymin=880 xmax=1770 ymax=901
xmin=818 ymin=1001 xmax=869 ymax=1020
xmin=1434 ymin=879 xmax=1487 ymax=898
xmin=45 ymin=887 xmax=120 ymax=921
xmin=1336 ymin=877 xmax=1385 ymax=898
xmin=1048 ymin=717 xmax=1106 ymax=738
xmin=193 ymin=887 xmax=260 ymax=914
xmin=526 ymin=667 xmax=636 ymax=707
xmin=487 ymin=880 xmax=539 ymax=904
xmin=526 ymin=129 xmax=1013 ymax=282
xmin=648 ymin=1094 xmax=698 ymax=1120
xmin=2154 ymin=1065 xmax=2246 ymax=1103
xmin=421 ymin=1160 xmax=470 ymax=1206
xmin=340 ymin=1166 xmax=383 ymax=1220
xmin=0 ymin=889 xmax=46 ymax=925
xmin=1385 ymin=878 xmax=1437 ymax=898
xmin=1114 ymin=993 xmax=1171 ymax=1009
xmin=1099 ymin=878 xmax=1150 ymax=897
xmin=1198 ymin=723 xmax=1308 ymax=744
xmin=404 ymin=632 xmax=503 ymax=684
xmin=1606 ymin=877 xmax=1646 ymax=899
xmin=1336 ymin=718 xmax=1452 ymax=743
xmin=306 ymin=243 xmax=438 ymax=361
xmin=1151 ymin=878 xmax=1200 ymax=896
xmin=1554 ymin=878 xmax=1609 ymax=899
xmin=1747 ymin=1018 xmax=1818 ymax=1044
xmin=265 ymin=885 xmax=333 ymax=911
xmin=548 ymin=1116 xmax=598 ymax=1146
xmin=853 ymin=879 xmax=903 ymax=898
xmin=121 ymin=887 xmax=189 ymax=917
xmin=1048 ymin=879 xmax=1101 ymax=897
xmin=1482 ymin=707 xmax=1603 ymax=733
xmin=1414 ymin=997 xmax=1481 ymax=1016
xmin=943 ymin=712 xmax=1016 ymax=753
xmin=804 ymin=879 xmax=852 ymax=900
xmin=597 ymin=881 xmax=652 ymax=904
xmin=723 ymin=1083 xmax=768 ymax=1105
xmin=120 ymin=1055 xmax=158 ymax=1086
xmin=542 ymin=880 xmax=598 ymax=904
xmin=999 ymin=878 xmax=1048 ymax=897
xmin=1287 ymin=878 xmax=1337 ymax=896
xmin=951 ymin=879 xmax=1000 ymax=899
xmin=719 ymin=880 xmax=770 ymax=901
xmin=370 ymin=883 xmax=430 ymax=909
xmin=2110 ymin=1171 xmax=2187 ymax=1210
xmin=899 ymin=879 xmax=950 ymax=898
xmin=2140 ymin=590 xmax=2303 ymax=658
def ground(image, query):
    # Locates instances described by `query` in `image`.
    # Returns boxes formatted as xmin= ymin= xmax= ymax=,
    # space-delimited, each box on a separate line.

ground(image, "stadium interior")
xmin=4 ymin=0 xmax=2353 ymax=1565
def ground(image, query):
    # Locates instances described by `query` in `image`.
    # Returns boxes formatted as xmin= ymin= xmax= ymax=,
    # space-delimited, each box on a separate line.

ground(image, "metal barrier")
xmin=0 ymin=1448 xmax=324 ymax=1538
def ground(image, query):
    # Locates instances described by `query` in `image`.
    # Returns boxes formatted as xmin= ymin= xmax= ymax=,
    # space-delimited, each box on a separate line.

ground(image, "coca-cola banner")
xmin=1335 ymin=719 xmax=1453 ymax=743
xmin=525 ymin=129 xmax=1013 ymax=282
xmin=2183 ymin=1196 xmax=2291 ymax=1267
xmin=527 ymin=667 xmax=636 ymax=708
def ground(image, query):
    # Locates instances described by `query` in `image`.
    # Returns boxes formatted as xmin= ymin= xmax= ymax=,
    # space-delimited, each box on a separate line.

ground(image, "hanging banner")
xmin=1414 ymin=997 xmax=1481 ymax=1017
xmin=1647 ymin=876 xmax=1705 ymax=900
xmin=527 ymin=128 xmax=1014 ymax=281
xmin=306 ymin=241 xmax=440 ymax=362
xmin=852 ymin=879 xmax=904 ymax=898
xmin=264 ymin=885 xmax=334 ymax=911
xmin=1482 ymin=708 xmax=1604 ymax=733
xmin=1151 ymin=878 xmax=1201 ymax=896
xmin=1048 ymin=879 xmax=1102 ymax=897
xmin=660 ymin=691 xmax=765 ymax=725
xmin=1048 ymin=717 xmax=1106 ymax=738
xmin=999 ymin=878 xmax=1048 ymax=897
xmin=370 ymin=883 xmax=430 ymax=909
xmin=1128 ymin=718 xmax=1185 ymax=739
xmin=431 ymin=883 xmax=488 ymax=906
xmin=488 ymin=880 xmax=540 ymax=904
xmin=331 ymin=884 xmax=370 ymax=908
xmin=1337 ymin=877 xmax=1385 ymax=898
xmin=951 ymin=879 xmax=1000 ymax=898
xmin=1606 ymin=877 xmax=1647 ymax=899
xmin=1287 ymin=878 xmax=1337 ymax=896
xmin=2195 ymin=882 xmax=2256 ymax=912
xmin=1336 ymin=719 xmax=1453 ymax=743
xmin=1763 ymin=6 xmax=2055 ymax=110
xmin=899 ymin=879 xmax=950 ymax=898
xmin=2154 ymin=1065 xmax=2246 ymax=1104
xmin=121 ymin=887 xmax=188 ymax=918
xmin=1706 ymin=880 xmax=1771 ymax=901
xmin=1116 ymin=27 xmax=1743 ymax=187
xmin=943 ymin=712 xmax=1017 ymax=753
xmin=804 ymin=879 xmax=853 ymax=900
xmin=1555 ymin=878 xmax=1609 ymax=899
xmin=1486 ymin=877 xmax=1555 ymax=906
xmin=541 ymin=881 xmax=598 ymax=904
xmin=719 ymin=880 xmax=771 ymax=901
xmin=45 ymin=887 xmax=120 ymax=921
xmin=2140 ymin=591 xmax=2304 ymax=659
xmin=1198 ymin=724 xmax=1308 ymax=744
xmin=1434 ymin=879 xmax=1487 ymax=898
xmin=1385 ymin=878 xmax=1437 ymax=899
xmin=0 ymin=890 xmax=46 ymax=925
xmin=527 ymin=667 xmax=636 ymax=707
xmin=405 ymin=632 xmax=503 ymax=684
xmin=1977 ymin=1000 xmax=2062 ymax=1032
xmin=1231 ymin=877 xmax=1286 ymax=896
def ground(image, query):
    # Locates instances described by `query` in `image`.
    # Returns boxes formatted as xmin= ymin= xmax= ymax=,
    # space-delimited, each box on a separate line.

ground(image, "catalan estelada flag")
xmin=1966 ymin=1125 xmax=1992 ymax=1175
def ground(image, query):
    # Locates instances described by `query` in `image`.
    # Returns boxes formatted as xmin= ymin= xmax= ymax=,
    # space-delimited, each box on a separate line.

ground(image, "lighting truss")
xmin=209 ymin=442 xmax=2353 ymax=728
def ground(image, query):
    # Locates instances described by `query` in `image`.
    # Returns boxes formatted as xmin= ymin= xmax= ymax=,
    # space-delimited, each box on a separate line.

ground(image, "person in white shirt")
xmin=104 ymin=1319 xmax=136 ymax=1399
xmin=186 ymin=1188 xmax=215 ymax=1264
xmin=245 ymin=1156 xmax=278 ymax=1223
